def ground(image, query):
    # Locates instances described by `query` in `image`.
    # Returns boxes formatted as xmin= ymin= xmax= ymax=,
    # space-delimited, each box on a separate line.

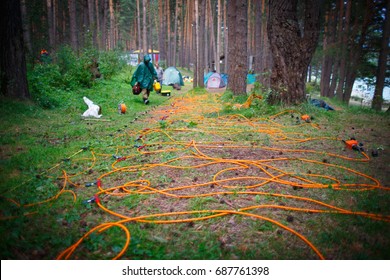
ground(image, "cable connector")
xmin=112 ymin=154 xmax=124 ymax=160
xmin=83 ymin=194 xmax=100 ymax=204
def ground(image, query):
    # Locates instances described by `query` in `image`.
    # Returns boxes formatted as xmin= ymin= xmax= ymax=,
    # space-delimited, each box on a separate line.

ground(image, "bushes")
xmin=27 ymin=63 xmax=63 ymax=108
xmin=28 ymin=47 xmax=126 ymax=108
xmin=305 ymin=82 xmax=320 ymax=96
xmin=99 ymin=50 xmax=126 ymax=79
xmin=57 ymin=46 xmax=93 ymax=88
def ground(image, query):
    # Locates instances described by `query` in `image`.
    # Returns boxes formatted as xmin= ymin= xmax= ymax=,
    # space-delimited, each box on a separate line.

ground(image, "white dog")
xmin=81 ymin=96 xmax=102 ymax=118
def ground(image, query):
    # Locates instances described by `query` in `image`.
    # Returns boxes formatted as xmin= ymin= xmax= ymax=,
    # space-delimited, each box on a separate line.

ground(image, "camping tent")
xmin=162 ymin=67 xmax=184 ymax=86
xmin=247 ymin=74 xmax=256 ymax=84
xmin=204 ymin=72 xmax=226 ymax=88
xmin=206 ymin=73 xmax=256 ymax=86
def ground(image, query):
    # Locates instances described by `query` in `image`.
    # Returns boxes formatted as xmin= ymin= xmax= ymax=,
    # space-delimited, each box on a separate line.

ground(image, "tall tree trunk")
xmin=247 ymin=0 xmax=252 ymax=69
xmin=197 ymin=0 xmax=205 ymax=87
xmin=46 ymin=0 xmax=55 ymax=50
xmin=158 ymin=0 xmax=165 ymax=64
xmin=95 ymin=0 xmax=101 ymax=49
xmin=227 ymin=0 xmax=248 ymax=95
xmin=109 ymin=0 xmax=115 ymax=50
xmin=372 ymin=0 xmax=389 ymax=111
xmin=260 ymin=0 xmax=271 ymax=88
xmin=320 ymin=10 xmax=332 ymax=97
xmin=173 ymin=0 xmax=179 ymax=66
xmin=208 ymin=0 xmax=217 ymax=72
xmin=185 ymin=0 xmax=193 ymax=70
xmin=253 ymin=0 xmax=262 ymax=77
xmin=137 ymin=0 xmax=142 ymax=53
xmin=204 ymin=1 xmax=209 ymax=70
xmin=267 ymin=0 xmax=320 ymax=104
xmin=165 ymin=0 xmax=172 ymax=65
xmin=216 ymin=0 xmax=222 ymax=72
xmin=224 ymin=0 xmax=228 ymax=73
xmin=142 ymin=0 xmax=147 ymax=53
xmin=87 ymin=0 xmax=96 ymax=46
xmin=101 ymin=0 xmax=108 ymax=50
xmin=68 ymin=0 xmax=78 ymax=51
xmin=53 ymin=0 xmax=58 ymax=49
xmin=344 ymin=0 xmax=375 ymax=103
xmin=335 ymin=0 xmax=351 ymax=101
xmin=148 ymin=1 xmax=153 ymax=54
xmin=179 ymin=0 xmax=185 ymax=67
xmin=0 ymin=0 xmax=30 ymax=99
xmin=328 ymin=0 xmax=343 ymax=97
xmin=20 ymin=0 xmax=32 ymax=56
xmin=194 ymin=0 xmax=199 ymax=87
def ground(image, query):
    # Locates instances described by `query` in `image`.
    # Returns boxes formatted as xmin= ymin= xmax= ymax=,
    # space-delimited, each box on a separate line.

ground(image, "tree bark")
xmin=197 ymin=0 xmax=205 ymax=87
xmin=109 ymin=0 xmax=115 ymax=50
xmin=208 ymin=0 xmax=217 ymax=72
xmin=260 ymin=0 xmax=271 ymax=88
xmin=194 ymin=0 xmax=199 ymax=87
xmin=335 ymin=0 xmax=351 ymax=101
xmin=137 ymin=0 xmax=142 ymax=53
xmin=320 ymin=10 xmax=332 ymax=97
xmin=87 ymin=0 xmax=97 ymax=46
xmin=95 ymin=0 xmax=100 ymax=49
xmin=102 ymin=0 xmax=108 ymax=50
xmin=372 ymin=0 xmax=390 ymax=111
xmin=158 ymin=0 xmax=164 ymax=63
xmin=166 ymin=0 xmax=171 ymax=65
xmin=20 ymin=0 xmax=32 ymax=56
xmin=227 ymin=0 xmax=248 ymax=95
xmin=223 ymin=0 xmax=228 ymax=73
xmin=345 ymin=0 xmax=375 ymax=103
xmin=0 ymin=0 xmax=30 ymax=99
xmin=267 ymin=0 xmax=320 ymax=105
xmin=216 ymin=0 xmax=222 ymax=73
xmin=173 ymin=0 xmax=180 ymax=66
xmin=68 ymin=0 xmax=78 ymax=51
xmin=142 ymin=0 xmax=147 ymax=53
xmin=253 ymin=0 xmax=262 ymax=76
xmin=46 ymin=0 xmax=55 ymax=49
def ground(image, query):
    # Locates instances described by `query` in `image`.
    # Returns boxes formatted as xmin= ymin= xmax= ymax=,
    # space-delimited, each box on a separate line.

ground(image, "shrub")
xmin=305 ymin=82 xmax=320 ymax=95
xmin=98 ymin=50 xmax=126 ymax=79
xmin=27 ymin=63 xmax=63 ymax=108
xmin=27 ymin=47 xmax=126 ymax=108
xmin=57 ymin=46 xmax=94 ymax=88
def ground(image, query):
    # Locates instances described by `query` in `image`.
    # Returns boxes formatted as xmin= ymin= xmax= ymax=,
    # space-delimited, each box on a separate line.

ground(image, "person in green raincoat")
xmin=130 ymin=54 xmax=158 ymax=104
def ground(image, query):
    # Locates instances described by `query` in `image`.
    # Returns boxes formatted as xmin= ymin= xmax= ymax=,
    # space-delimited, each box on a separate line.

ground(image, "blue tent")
xmin=247 ymin=74 xmax=256 ymax=84
xmin=204 ymin=72 xmax=214 ymax=84
xmin=162 ymin=67 xmax=184 ymax=86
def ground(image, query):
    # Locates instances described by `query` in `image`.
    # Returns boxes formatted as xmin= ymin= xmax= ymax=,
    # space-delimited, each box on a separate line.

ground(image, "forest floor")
xmin=1 ymin=81 xmax=389 ymax=260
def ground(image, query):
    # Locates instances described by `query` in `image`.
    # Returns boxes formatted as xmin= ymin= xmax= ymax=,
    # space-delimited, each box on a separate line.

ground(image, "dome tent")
xmin=162 ymin=67 xmax=184 ymax=86
xmin=204 ymin=72 xmax=226 ymax=89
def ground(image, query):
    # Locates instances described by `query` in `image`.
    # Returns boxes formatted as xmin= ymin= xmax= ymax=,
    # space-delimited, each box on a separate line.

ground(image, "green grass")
xmin=1 ymin=74 xmax=389 ymax=260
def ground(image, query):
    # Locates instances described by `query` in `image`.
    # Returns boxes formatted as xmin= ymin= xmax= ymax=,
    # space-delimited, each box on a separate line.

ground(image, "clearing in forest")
xmin=2 ymin=89 xmax=390 ymax=260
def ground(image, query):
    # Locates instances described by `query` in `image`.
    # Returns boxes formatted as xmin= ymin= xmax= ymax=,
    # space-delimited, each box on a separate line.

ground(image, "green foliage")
xmin=28 ymin=47 xmax=129 ymax=109
xmin=305 ymin=82 xmax=320 ymax=95
xmin=27 ymin=63 xmax=63 ymax=108
xmin=57 ymin=46 xmax=94 ymax=88
xmin=98 ymin=50 xmax=127 ymax=79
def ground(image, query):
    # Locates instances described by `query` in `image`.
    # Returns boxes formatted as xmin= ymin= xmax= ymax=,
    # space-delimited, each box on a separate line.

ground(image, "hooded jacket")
xmin=130 ymin=55 xmax=157 ymax=91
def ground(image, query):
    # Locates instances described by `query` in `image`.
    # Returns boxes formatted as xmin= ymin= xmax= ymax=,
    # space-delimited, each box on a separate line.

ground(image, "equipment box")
xmin=161 ymin=90 xmax=171 ymax=96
